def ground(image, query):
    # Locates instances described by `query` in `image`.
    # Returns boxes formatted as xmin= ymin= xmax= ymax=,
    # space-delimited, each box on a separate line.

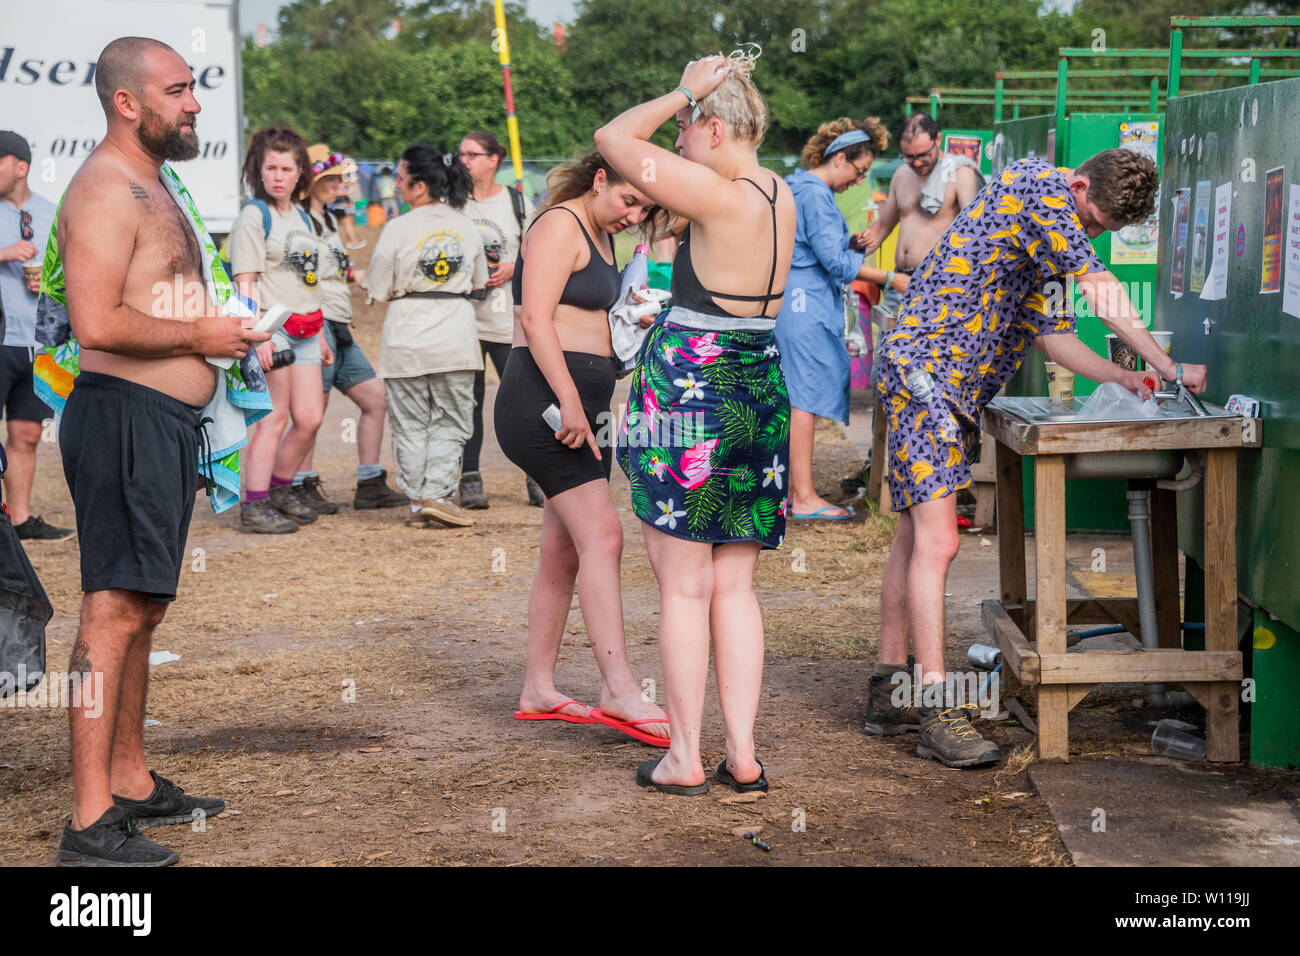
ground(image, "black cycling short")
xmin=60 ymin=372 xmax=202 ymax=601
xmin=494 ymin=347 xmax=615 ymax=499
xmin=0 ymin=345 xmax=52 ymax=423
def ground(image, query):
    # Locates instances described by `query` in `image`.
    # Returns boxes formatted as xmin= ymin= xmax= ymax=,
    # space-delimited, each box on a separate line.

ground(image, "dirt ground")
xmin=0 ymin=224 xmax=1066 ymax=866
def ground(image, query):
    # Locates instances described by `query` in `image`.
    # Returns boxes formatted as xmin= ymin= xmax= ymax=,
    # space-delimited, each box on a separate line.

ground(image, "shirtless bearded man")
xmin=55 ymin=37 xmax=269 ymax=866
xmin=854 ymin=114 xmax=982 ymax=311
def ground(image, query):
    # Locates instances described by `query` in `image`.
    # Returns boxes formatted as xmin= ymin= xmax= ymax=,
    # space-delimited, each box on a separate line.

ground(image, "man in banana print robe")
xmin=864 ymin=150 xmax=1209 ymax=767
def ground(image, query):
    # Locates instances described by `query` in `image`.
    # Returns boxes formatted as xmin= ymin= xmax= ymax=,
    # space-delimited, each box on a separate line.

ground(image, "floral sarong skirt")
xmin=617 ymin=318 xmax=790 ymax=549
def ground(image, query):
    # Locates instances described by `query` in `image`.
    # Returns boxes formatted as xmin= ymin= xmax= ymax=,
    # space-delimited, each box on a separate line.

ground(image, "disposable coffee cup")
xmin=1106 ymin=334 xmax=1141 ymax=371
xmin=22 ymin=260 xmax=41 ymax=284
xmin=1045 ymin=361 xmax=1075 ymax=404
xmin=1149 ymin=330 xmax=1174 ymax=385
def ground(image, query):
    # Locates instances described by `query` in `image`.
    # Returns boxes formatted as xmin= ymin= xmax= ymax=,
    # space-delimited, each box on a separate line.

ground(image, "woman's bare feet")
xmin=650 ymin=751 xmax=706 ymax=788
xmin=598 ymin=687 xmax=670 ymax=740
xmin=516 ymin=687 xmax=591 ymax=720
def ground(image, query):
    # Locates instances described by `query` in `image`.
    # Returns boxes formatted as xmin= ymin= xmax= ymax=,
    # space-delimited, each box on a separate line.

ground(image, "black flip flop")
xmin=714 ymin=759 xmax=769 ymax=793
xmin=636 ymin=758 xmax=709 ymax=796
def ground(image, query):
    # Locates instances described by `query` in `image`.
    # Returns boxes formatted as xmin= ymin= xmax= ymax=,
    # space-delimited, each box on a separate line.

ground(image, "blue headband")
xmin=825 ymin=129 xmax=870 ymax=158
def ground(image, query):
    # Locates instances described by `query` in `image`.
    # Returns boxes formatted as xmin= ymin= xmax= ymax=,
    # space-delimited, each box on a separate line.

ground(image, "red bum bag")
xmin=283 ymin=309 xmax=324 ymax=338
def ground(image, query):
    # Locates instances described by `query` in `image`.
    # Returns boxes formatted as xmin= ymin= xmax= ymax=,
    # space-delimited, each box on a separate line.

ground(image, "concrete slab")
xmin=1030 ymin=757 xmax=1300 ymax=866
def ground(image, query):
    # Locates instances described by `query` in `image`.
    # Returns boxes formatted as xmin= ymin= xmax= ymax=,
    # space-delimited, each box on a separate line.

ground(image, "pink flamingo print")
xmin=653 ymin=438 xmax=718 ymax=490
xmin=668 ymin=332 xmax=725 ymax=365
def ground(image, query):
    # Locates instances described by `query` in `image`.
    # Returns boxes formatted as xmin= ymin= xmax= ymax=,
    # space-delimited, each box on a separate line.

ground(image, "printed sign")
xmin=1261 ymin=166 xmax=1284 ymax=294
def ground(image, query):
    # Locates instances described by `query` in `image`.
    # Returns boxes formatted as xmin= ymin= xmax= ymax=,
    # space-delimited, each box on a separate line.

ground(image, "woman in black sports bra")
xmin=595 ymin=49 xmax=796 ymax=796
xmin=496 ymin=153 xmax=676 ymax=745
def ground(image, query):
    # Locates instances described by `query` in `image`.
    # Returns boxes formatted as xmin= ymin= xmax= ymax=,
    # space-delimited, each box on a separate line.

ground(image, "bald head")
xmin=94 ymin=37 xmax=179 ymax=115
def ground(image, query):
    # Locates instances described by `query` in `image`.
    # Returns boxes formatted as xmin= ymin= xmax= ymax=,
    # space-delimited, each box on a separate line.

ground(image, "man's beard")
xmin=137 ymin=104 xmax=200 ymax=162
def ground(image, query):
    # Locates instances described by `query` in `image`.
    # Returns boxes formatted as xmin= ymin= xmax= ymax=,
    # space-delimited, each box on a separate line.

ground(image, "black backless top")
xmin=511 ymin=205 xmax=620 ymax=312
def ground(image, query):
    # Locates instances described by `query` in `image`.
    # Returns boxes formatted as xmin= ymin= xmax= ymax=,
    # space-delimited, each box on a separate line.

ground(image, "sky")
xmin=238 ymin=0 xmax=582 ymax=36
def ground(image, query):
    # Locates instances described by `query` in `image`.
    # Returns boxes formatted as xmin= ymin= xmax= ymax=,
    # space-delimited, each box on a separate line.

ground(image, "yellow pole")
xmin=493 ymin=0 xmax=524 ymax=191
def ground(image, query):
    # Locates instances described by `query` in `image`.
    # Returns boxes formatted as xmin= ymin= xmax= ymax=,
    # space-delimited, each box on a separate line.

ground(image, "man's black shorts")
xmin=0 ymin=345 xmax=52 ymax=423
xmin=60 ymin=372 xmax=201 ymax=601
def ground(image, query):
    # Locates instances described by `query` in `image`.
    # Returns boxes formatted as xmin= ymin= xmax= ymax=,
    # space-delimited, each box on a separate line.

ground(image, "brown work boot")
xmin=296 ymin=475 xmax=339 ymax=515
xmin=239 ymin=499 xmax=299 ymax=534
xmin=863 ymin=661 xmax=920 ymax=735
xmin=417 ymin=497 xmax=475 ymax=528
xmin=268 ymin=485 xmax=318 ymax=524
xmin=916 ymin=702 xmax=1001 ymax=768
xmin=354 ymin=470 xmax=408 ymax=510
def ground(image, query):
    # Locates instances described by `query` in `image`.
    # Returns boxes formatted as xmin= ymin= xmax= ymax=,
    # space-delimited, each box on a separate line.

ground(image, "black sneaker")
xmin=296 ymin=475 xmax=339 ymax=515
xmin=354 ymin=470 xmax=408 ymax=510
xmin=268 ymin=485 xmax=318 ymax=524
xmin=56 ymin=805 xmax=179 ymax=867
xmin=113 ymin=771 xmax=226 ymax=829
xmin=239 ymin=499 xmax=299 ymax=534
xmin=459 ymin=470 xmax=489 ymax=509
xmin=526 ymin=476 xmax=545 ymax=507
xmin=14 ymin=515 xmax=76 ymax=541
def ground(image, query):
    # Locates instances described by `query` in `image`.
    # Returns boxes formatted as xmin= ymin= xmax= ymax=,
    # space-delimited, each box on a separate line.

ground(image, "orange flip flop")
xmin=513 ymin=700 xmax=595 ymax=724
xmin=588 ymin=708 xmax=670 ymax=747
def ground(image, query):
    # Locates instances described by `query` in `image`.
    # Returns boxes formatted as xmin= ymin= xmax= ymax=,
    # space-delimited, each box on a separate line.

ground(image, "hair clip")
xmin=443 ymin=153 xmax=454 ymax=167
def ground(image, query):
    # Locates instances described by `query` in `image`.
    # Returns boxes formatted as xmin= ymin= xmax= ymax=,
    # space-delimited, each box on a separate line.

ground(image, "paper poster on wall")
xmin=1170 ymin=187 xmax=1190 ymax=297
xmin=1261 ymin=166 xmax=1284 ymax=293
xmin=945 ymin=135 xmax=981 ymax=164
xmin=1189 ymin=181 xmax=1212 ymax=293
xmin=1112 ymin=122 xmax=1160 ymax=265
xmin=1282 ymin=184 xmax=1300 ymax=319
xmin=1200 ymin=181 xmax=1232 ymax=301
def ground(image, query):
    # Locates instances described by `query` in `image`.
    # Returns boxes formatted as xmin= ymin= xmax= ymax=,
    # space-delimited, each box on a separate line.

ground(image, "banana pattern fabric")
xmin=876 ymin=157 xmax=1105 ymax=510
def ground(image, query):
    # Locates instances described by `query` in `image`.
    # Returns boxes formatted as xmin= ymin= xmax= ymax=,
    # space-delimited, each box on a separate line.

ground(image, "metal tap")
xmin=1153 ymin=381 xmax=1210 ymax=417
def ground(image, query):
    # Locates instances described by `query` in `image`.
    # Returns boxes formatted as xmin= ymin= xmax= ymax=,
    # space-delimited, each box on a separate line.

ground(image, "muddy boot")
xmin=239 ymin=499 xmax=299 ymax=534
xmin=863 ymin=661 xmax=920 ymax=735
xmin=296 ymin=475 xmax=339 ymax=515
xmin=459 ymin=470 xmax=489 ymax=510
xmin=354 ymin=470 xmax=408 ymax=510
xmin=916 ymin=702 xmax=1001 ymax=768
xmin=418 ymin=497 xmax=475 ymax=528
xmin=268 ymin=485 xmax=318 ymax=524
xmin=526 ymin=475 xmax=544 ymax=507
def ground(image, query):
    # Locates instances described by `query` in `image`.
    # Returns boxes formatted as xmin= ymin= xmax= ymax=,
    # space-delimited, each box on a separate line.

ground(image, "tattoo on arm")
xmin=129 ymin=182 xmax=149 ymax=202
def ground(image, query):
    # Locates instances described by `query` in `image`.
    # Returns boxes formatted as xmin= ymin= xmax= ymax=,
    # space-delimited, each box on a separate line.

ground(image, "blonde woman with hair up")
xmin=778 ymin=117 xmax=907 ymax=521
xmin=595 ymin=48 xmax=795 ymax=796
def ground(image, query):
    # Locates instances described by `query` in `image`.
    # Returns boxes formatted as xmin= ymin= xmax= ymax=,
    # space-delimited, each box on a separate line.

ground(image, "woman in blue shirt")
xmin=776 ymin=118 xmax=907 ymax=519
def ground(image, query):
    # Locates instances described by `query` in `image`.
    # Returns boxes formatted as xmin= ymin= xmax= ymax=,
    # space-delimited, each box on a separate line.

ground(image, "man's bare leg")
xmin=68 ymin=590 xmax=152 ymax=829
xmin=109 ymin=598 xmax=167 ymax=801
xmin=2 ymin=419 xmax=42 ymax=525
xmin=904 ymin=495 xmax=960 ymax=685
xmin=879 ymin=506 xmax=914 ymax=666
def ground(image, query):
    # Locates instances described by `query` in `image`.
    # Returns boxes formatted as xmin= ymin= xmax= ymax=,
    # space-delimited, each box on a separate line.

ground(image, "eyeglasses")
xmin=20 ymin=210 xmax=32 ymax=241
xmin=458 ymin=150 xmax=489 ymax=161
xmin=901 ymin=142 xmax=937 ymax=163
xmin=850 ymin=160 xmax=872 ymax=179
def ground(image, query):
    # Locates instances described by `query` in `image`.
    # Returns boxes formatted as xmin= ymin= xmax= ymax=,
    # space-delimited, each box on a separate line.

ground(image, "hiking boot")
xmin=459 ymin=470 xmax=489 ymax=509
xmin=526 ymin=475 xmax=545 ymax=507
xmin=354 ymin=470 xmax=408 ymax=510
xmin=269 ymin=485 xmax=318 ymax=524
xmin=418 ymin=497 xmax=475 ymax=528
xmin=113 ymin=771 xmax=226 ymax=829
xmin=239 ymin=499 xmax=299 ymax=534
xmin=863 ymin=662 xmax=920 ymax=735
xmin=916 ymin=703 xmax=1001 ymax=768
xmin=14 ymin=515 xmax=76 ymax=541
xmin=56 ymin=805 xmax=179 ymax=867
xmin=295 ymin=475 xmax=339 ymax=515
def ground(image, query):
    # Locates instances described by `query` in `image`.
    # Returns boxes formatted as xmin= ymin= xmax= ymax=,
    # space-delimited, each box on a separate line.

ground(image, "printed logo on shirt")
xmin=283 ymin=229 xmax=320 ymax=286
xmin=472 ymin=217 xmax=507 ymax=263
xmin=327 ymin=241 xmax=349 ymax=280
xmin=416 ymin=228 xmax=466 ymax=284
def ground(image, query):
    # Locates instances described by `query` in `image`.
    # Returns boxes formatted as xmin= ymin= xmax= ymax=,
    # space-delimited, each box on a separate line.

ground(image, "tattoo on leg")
xmin=69 ymin=638 xmax=92 ymax=676
xmin=129 ymin=182 xmax=149 ymax=201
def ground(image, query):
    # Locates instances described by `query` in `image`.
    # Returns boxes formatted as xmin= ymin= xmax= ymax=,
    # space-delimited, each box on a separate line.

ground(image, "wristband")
xmin=883 ymin=270 xmax=894 ymax=288
xmin=1174 ymin=361 xmax=1184 ymax=385
xmin=675 ymin=86 xmax=703 ymax=126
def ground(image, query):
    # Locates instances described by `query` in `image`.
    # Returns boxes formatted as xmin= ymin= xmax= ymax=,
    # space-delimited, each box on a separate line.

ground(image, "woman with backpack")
xmin=457 ymin=131 xmax=544 ymax=509
xmin=229 ymin=125 xmax=333 ymax=535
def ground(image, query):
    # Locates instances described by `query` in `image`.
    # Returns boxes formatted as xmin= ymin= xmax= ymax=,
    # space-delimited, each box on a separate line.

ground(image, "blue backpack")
xmin=247 ymin=198 xmax=314 ymax=237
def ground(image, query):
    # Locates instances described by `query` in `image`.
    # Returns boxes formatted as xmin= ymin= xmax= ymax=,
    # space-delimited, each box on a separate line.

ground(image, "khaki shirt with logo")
xmin=228 ymin=202 xmax=325 ymax=315
xmin=312 ymin=211 xmax=353 ymax=324
xmin=366 ymin=203 xmax=489 ymax=378
xmin=463 ymin=187 xmax=533 ymax=344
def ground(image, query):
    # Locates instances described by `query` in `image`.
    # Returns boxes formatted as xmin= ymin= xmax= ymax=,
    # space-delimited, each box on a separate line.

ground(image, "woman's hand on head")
xmin=679 ymin=55 xmax=729 ymax=101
